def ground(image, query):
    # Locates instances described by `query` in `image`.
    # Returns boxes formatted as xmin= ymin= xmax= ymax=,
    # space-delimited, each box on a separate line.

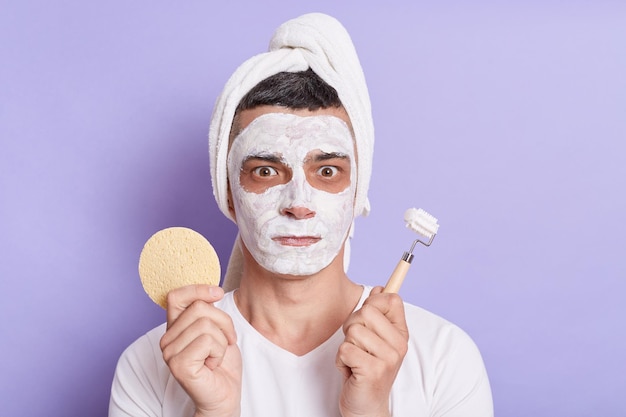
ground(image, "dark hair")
xmin=230 ymin=69 xmax=344 ymax=141
xmin=236 ymin=68 xmax=342 ymax=112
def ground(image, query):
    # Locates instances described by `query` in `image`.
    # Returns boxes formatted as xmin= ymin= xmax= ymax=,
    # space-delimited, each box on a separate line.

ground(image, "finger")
xmin=343 ymin=303 xmax=408 ymax=358
xmin=335 ymin=340 xmax=375 ymax=375
xmin=166 ymin=333 xmax=226 ymax=381
xmin=361 ymin=290 xmax=408 ymax=332
xmin=166 ymin=284 xmax=225 ymax=326
xmin=343 ymin=321 xmax=392 ymax=358
xmin=370 ymin=285 xmax=384 ymax=295
xmin=335 ymin=357 xmax=352 ymax=380
xmin=161 ymin=300 xmax=237 ymax=347
xmin=161 ymin=315 xmax=230 ymax=367
xmin=345 ymin=302 xmax=404 ymax=341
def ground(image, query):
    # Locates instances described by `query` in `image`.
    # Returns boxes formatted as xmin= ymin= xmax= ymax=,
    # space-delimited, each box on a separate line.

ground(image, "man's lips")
xmin=271 ymin=236 xmax=321 ymax=247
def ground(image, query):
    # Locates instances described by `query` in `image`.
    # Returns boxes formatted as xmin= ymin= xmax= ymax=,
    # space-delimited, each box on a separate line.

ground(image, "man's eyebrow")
xmin=312 ymin=151 xmax=350 ymax=162
xmin=242 ymin=153 xmax=284 ymax=164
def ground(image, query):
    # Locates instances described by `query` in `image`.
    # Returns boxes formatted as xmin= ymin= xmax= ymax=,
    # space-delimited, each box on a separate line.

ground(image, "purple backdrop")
xmin=1 ymin=1 xmax=624 ymax=416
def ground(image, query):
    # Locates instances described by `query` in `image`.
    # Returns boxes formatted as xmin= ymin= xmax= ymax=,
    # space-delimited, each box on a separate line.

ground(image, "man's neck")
xmin=233 ymin=249 xmax=363 ymax=356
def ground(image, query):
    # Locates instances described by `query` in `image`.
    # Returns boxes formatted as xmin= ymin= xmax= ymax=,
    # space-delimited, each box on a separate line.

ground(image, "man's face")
xmin=227 ymin=106 xmax=356 ymax=276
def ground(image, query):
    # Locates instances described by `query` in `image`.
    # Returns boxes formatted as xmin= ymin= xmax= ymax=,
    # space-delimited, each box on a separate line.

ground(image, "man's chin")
xmin=262 ymin=253 xmax=334 ymax=277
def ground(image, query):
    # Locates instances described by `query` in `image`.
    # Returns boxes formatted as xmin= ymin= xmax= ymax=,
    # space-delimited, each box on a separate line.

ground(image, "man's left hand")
xmin=336 ymin=286 xmax=409 ymax=417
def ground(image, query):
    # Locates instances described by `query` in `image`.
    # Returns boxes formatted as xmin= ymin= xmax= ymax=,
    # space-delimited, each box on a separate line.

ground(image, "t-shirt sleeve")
xmin=109 ymin=325 xmax=168 ymax=417
xmin=430 ymin=325 xmax=494 ymax=417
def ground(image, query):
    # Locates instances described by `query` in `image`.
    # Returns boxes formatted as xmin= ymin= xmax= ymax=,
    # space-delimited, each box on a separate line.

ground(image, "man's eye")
xmin=318 ymin=166 xmax=338 ymax=177
xmin=252 ymin=166 xmax=278 ymax=177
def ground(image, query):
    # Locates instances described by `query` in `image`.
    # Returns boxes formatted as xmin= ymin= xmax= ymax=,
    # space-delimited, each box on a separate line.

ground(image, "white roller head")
xmin=404 ymin=208 xmax=439 ymax=239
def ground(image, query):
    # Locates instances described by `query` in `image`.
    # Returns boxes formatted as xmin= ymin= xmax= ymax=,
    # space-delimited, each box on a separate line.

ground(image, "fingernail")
xmin=209 ymin=285 xmax=224 ymax=298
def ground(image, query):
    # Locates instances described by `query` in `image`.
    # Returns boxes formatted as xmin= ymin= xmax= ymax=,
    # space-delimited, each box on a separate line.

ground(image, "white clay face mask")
xmin=227 ymin=113 xmax=356 ymax=276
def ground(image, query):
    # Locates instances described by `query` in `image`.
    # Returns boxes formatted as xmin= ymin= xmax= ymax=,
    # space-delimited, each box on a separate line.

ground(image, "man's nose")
xmin=279 ymin=174 xmax=315 ymax=219
xmin=281 ymin=205 xmax=315 ymax=220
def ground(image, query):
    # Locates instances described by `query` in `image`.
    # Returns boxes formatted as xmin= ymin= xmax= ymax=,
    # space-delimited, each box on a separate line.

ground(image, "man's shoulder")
xmin=397 ymin=303 xmax=493 ymax=414
xmin=119 ymin=322 xmax=167 ymax=363
xmin=402 ymin=301 xmax=480 ymax=352
xmin=403 ymin=301 xmax=453 ymax=328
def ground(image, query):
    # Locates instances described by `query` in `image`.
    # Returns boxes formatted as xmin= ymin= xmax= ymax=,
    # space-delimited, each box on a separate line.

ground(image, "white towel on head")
xmin=208 ymin=13 xmax=374 ymax=291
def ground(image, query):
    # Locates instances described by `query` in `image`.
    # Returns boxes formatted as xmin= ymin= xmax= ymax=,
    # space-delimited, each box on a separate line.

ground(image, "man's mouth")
xmin=271 ymin=236 xmax=321 ymax=247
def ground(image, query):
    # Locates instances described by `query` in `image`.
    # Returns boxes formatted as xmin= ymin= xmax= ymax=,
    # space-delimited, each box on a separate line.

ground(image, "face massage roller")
xmin=383 ymin=208 xmax=440 ymax=293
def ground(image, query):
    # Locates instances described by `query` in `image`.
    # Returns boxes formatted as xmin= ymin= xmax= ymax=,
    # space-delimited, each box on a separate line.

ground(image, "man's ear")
xmin=227 ymin=187 xmax=236 ymax=221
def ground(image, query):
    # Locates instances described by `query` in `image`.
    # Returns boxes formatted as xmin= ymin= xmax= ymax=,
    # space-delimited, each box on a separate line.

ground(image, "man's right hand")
xmin=160 ymin=285 xmax=242 ymax=417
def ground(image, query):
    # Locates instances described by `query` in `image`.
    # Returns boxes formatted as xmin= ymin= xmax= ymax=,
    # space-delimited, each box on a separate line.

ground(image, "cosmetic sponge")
xmin=138 ymin=227 xmax=221 ymax=309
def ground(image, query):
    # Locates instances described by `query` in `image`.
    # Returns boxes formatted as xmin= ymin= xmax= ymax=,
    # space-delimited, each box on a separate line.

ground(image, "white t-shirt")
xmin=109 ymin=286 xmax=493 ymax=416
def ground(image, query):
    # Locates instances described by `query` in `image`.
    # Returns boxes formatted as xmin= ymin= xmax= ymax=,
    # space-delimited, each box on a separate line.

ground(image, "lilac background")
xmin=1 ymin=1 xmax=625 ymax=416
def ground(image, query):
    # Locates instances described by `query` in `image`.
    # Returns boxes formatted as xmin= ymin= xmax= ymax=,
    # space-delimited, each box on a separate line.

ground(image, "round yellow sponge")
xmin=138 ymin=227 xmax=221 ymax=309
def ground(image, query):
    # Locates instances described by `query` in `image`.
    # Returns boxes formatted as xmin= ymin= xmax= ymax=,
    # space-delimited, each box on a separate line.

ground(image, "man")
xmin=110 ymin=13 xmax=493 ymax=417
